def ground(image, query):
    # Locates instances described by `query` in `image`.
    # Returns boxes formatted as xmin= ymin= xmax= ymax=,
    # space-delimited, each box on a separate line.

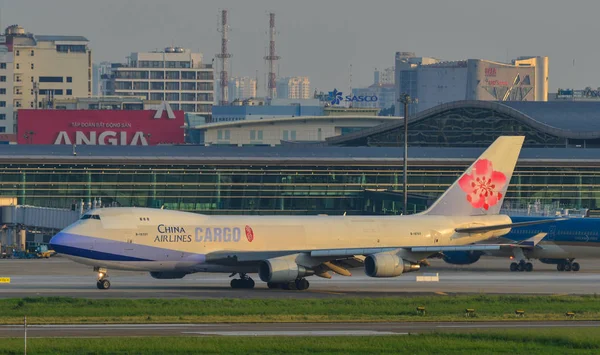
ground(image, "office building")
xmin=228 ymin=76 xmax=257 ymax=102
xmin=104 ymin=47 xmax=214 ymax=114
xmin=1 ymin=25 xmax=92 ymax=133
xmin=395 ymin=51 xmax=549 ymax=115
xmin=276 ymin=76 xmax=311 ymax=99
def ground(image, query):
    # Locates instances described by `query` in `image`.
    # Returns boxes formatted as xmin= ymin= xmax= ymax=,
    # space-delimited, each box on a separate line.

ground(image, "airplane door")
xmin=546 ymin=225 xmax=557 ymax=242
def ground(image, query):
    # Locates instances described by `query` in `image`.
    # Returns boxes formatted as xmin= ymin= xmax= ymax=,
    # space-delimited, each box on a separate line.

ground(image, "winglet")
xmin=518 ymin=232 xmax=547 ymax=247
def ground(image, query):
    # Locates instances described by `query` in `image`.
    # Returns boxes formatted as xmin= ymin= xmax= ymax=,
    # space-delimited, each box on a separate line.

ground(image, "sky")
xmin=1 ymin=0 xmax=597 ymax=95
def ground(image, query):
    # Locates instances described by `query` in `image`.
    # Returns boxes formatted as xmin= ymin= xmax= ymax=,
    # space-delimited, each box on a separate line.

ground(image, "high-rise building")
xmin=228 ymin=76 xmax=257 ymax=102
xmin=395 ymin=51 xmax=549 ymax=115
xmin=1 ymin=25 xmax=92 ymax=133
xmin=351 ymin=68 xmax=396 ymax=112
xmin=276 ymin=76 xmax=310 ymax=99
xmin=104 ymin=47 xmax=214 ymax=114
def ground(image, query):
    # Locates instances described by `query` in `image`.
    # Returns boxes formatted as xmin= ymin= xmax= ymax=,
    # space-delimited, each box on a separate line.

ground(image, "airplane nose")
xmin=49 ymin=232 xmax=76 ymax=255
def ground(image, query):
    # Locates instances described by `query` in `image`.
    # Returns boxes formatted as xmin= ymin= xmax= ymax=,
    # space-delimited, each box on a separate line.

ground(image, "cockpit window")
xmin=80 ymin=214 xmax=101 ymax=220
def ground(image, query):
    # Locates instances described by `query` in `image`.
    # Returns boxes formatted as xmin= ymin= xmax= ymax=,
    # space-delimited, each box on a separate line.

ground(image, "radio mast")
xmin=216 ymin=10 xmax=232 ymax=105
xmin=264 ymin=12 xmax=280 ymax=101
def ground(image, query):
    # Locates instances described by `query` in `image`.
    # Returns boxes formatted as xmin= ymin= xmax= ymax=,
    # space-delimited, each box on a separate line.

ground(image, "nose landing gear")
xmin=94 ymin=267 xmax=111 ymax=289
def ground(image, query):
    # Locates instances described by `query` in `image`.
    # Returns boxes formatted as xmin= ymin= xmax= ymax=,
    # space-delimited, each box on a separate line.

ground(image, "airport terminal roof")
xmin=36 ymin=35 xmax=89 ymax=42
xmin=326 ymin=100 xmax=600 ymax=145
xmin=0 ymin=144 xmax=600 ymax=166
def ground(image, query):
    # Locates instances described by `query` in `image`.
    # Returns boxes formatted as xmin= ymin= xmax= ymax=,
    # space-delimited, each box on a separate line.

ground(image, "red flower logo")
xmin=245 ymin=225 xmax=254 ymax=242
xmin=458 ymin=159 xmax=507 ymax=210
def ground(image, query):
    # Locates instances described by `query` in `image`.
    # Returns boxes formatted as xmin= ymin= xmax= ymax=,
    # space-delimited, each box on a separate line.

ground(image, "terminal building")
xmin=2 ymin=100 xmax=600 ymax=216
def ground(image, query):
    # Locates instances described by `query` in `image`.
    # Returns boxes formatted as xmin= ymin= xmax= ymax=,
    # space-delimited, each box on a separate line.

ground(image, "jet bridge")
xmin=0 ymin=205 xmax=80 ymax=251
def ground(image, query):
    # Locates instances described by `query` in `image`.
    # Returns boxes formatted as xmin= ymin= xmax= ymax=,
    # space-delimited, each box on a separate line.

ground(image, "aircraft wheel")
xmin=98 ymin=279 xmax=111 ymax=290
xmin=563 ymin=263 xmax=572 ymax=272
xmin=510 ymin=263 xmax=518 ymax=272
xmin=572 ymin=262 xmax=580 ymax=272
xmin=295 ymin=278 xmax=310 ymax=291
xmin=267 ymin=282 xmax=279 ymax=289
xmin=230 ymin=279 xmax=240 ymax=289
xmin=517 ymin=263 xmax=525 ymax=272
xmin=244 ymin=278 xmax=255 ymax=289
xmin=525 ymin=262 xmax=533 ymax=272
xmin=557 ymin=263 xmax=565 ymax=272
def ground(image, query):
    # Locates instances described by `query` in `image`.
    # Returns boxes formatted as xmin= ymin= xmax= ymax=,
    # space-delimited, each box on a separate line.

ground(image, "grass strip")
xmin=1 ymin=295 xmax=600 ymax=324
xmin=1 ymin=328 xmax=600 ymax=354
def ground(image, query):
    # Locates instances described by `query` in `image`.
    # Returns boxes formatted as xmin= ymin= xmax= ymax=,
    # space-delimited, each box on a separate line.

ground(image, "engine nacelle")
xmin=150 ymin=271 xmax=188 ymax=279
xmin=259 ymin=257 xmax=313 ymax=283
xmin=442 ymin=251 xmax=483 ymax=265
xmin=364 ymin=252 xmax=420 ymax=278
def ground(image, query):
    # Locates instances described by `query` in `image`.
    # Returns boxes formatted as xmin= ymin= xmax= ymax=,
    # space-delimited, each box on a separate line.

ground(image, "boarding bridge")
xmin=0 ymin=205 xmax=80 ymax=251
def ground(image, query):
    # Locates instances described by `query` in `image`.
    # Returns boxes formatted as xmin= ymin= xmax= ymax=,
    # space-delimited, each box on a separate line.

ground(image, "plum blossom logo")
xmin=328 ymin=89 xmax=343 ymax=105
xmin=245 ymin=225 xmax=254 ymax=242
xmin=458 ymin=159 xmax=507 ymax=210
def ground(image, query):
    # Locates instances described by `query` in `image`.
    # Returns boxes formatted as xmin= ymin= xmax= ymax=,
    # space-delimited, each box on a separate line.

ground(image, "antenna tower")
xmin=264 ymin=12 xmax=280 ymax=100
xmin=216 ymin=10 xmax=232 ymax=105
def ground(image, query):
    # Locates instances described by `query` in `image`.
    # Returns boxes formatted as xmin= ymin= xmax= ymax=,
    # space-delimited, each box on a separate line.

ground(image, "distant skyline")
xmin=1 ymin=0 xmax=598 ymax=94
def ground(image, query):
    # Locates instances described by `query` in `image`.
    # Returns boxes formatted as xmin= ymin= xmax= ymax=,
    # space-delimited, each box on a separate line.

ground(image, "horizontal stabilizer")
xmin=455 ymin=218 xmax=566 ymax=234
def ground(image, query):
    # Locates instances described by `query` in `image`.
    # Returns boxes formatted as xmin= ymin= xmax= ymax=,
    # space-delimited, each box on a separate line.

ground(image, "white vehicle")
xmin=51 ymin=136 xmax=554 ymax=290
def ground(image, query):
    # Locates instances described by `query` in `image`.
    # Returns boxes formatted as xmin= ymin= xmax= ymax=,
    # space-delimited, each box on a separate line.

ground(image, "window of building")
xmin=31 ymin=63 xmax=34 ymax=70
xmin=15 ymin=50 xmax=19 ymax=56
xmin=39 ymin=76 xmax=63 ymax=83
xmin=217 ymin=130 xmax=223 ymax=140
xmin=30 ymin=102 xmax=33 ymax=108
xmin=250 ymin=130 xmax=256 ymax=140
xmin=0 ymin=63 xmax=5 ymax=69
xmin=66 ymin=89 xmax=72 ymax=96
xmin=67 ymin=77 xmax=72 ymax=83
xmin=283 ymin=130 xmax=289 ymax=140
xmin=0 ymin=101 xmax=5 ymax=107
xmin=0 ymin=127 xmax=5 ymax=133
xmin=258 ymin=130 xmax=263 ymax=140
xmin=15 ymin=63 xmax=19 ymax=70
xmin=224 ymin=130 xmax=230 ymax=140
xmin=30 ymin=50 xmax=34 ymax=56
xmin=0 ymin=114 xmax=5 ymax=120
xmin=0 ymin=76 xmax=5 ymax=82
xmin=291 ymin=130 xmax=297 ymax=140
xmin=0 ymin=89 xmax=5 ymax=95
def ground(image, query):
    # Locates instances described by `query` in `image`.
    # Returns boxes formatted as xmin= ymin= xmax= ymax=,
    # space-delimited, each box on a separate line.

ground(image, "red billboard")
xmin=17 ymin=108 xmax=185 ymax=146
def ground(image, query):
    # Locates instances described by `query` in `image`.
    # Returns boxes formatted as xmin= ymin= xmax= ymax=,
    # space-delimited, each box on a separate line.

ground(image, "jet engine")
xmin=259 ymin=257 xmax=314 ymax=283
xmin=150 ymin=272 xmax=188 ymax=279
xmin=364 ymin=252 xmax=420 ymax=278
xmin=442 ymin=251 xmax=483 ymax=265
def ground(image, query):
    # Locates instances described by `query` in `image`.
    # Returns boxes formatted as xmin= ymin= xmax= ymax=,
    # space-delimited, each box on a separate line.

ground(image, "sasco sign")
xmin=17 ymin=106 xmax=185 ymax=146
xmin=327 ymin=88 xmax=378 ymax=105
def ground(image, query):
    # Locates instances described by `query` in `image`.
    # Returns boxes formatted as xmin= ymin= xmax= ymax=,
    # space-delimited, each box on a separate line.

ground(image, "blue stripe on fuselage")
xmin=507 ymin=216 xmax=600 ymax=244
xmin=49 ymin=232 xmax=206 ymax=262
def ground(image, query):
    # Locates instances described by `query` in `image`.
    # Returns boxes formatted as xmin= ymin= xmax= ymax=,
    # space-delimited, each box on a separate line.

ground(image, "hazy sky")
xmin=1 ymin=0 xmax=597 ymax=94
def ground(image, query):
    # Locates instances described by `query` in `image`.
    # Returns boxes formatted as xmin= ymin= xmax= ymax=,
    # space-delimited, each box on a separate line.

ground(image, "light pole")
xmin=398 ymin=93 xmax=415 ymax=215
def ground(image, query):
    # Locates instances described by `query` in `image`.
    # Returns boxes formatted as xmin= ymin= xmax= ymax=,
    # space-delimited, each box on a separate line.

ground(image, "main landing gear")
xmin=557 ymin=260 xmax=580 ymax=272
xmin=267 ymin=278 xmax=310 ymax=291
xmin=509 ymin=260 xmax=533 ymax=272
xmin=230 ymin=273 xmax=255 ymax=289
xmin=95 ymin=267 xmax=111 ymax=289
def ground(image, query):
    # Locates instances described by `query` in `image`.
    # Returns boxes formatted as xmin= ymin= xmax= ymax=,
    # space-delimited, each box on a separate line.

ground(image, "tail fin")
xmin=422 ymin=136 xmax=524 ymax=216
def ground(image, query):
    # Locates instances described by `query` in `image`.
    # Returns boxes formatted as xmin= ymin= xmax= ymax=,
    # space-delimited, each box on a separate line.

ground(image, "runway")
xmin=1 ymin=257 xmax=600 ymax=298
xmin=1 ymin=321 xmax=599 ymax=338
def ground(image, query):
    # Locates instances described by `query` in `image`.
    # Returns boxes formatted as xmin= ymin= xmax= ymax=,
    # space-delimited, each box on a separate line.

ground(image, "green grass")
xmin=1 ymin=329 xmax=600 ymax=354
xmin=1 ymin=295 xmax=600 ymax=324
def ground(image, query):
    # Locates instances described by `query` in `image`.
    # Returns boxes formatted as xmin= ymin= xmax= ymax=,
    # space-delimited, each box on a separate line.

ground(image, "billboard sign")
xmin=17 ymin=108 xmax=184 ymax=145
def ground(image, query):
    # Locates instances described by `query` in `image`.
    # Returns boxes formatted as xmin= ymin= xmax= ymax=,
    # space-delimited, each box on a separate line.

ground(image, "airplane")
xmin=442 ymin=216 xmax=600 ymax=272
xmin=49 ymin=135 xmax=561 ymax=291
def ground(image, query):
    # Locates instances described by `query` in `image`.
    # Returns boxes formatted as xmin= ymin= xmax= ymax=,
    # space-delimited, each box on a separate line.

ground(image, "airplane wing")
xmin=205 ymin=218 xmax=562 ymax=264
xmin=205 ymin=233 xmax=548 ymax=265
